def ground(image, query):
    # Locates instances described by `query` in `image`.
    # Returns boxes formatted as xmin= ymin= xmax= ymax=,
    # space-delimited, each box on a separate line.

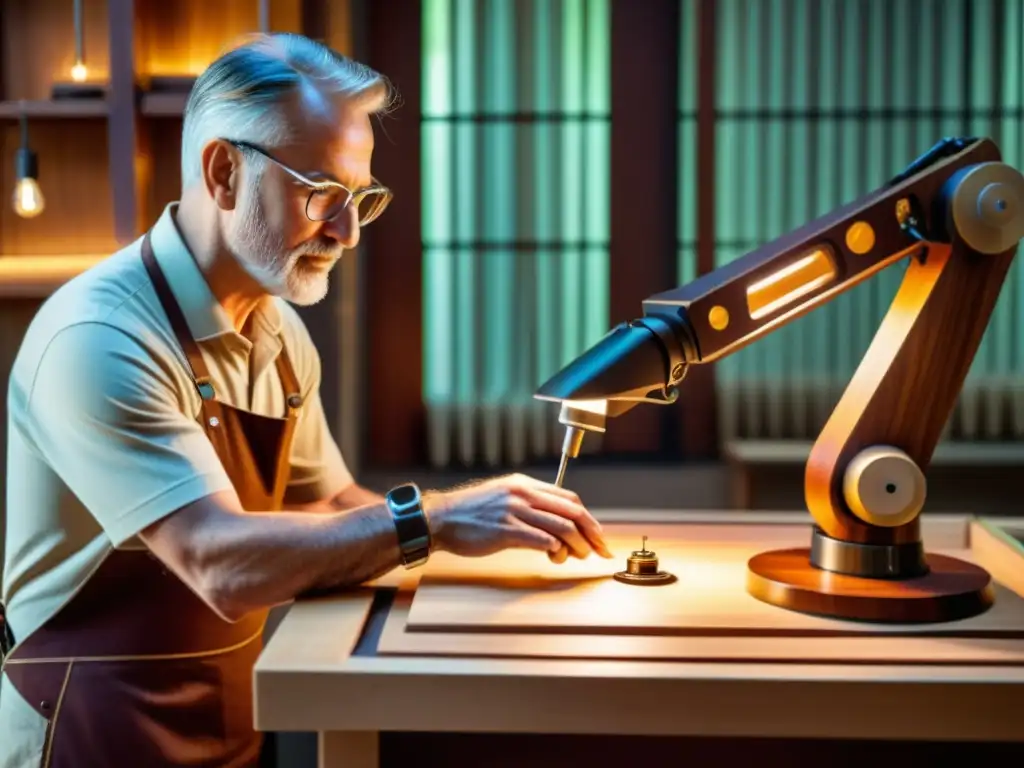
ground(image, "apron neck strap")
xmin=140 ymin=231 xmax=215 ymax=399
xmin=141 ymin=231 xmax=305 ymax=408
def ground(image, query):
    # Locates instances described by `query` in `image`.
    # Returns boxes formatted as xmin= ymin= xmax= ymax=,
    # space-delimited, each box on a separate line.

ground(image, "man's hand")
xmin=425 ymin=473 xmax=613 ymax=561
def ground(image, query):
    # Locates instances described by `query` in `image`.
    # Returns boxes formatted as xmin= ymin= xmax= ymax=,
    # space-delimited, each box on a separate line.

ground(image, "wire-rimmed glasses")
xmin=225 ymin=139 xmax=393 ymax=226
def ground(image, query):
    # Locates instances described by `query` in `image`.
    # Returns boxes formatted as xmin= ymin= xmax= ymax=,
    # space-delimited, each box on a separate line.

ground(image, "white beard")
xmin=226 ymin=187 xmax=342 ymax=306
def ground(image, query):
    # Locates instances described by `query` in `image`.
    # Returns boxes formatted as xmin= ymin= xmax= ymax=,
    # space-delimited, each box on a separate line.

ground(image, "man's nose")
xmin=322 ymin=205 xmax=360 ymax=249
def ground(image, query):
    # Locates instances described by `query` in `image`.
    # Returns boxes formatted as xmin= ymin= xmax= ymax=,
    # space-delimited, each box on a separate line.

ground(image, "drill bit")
xmin=553 ymin=425 xmax=585 ymax=487
xmin=550 ymin=425 xmax=586 ymax=563
xmin=555 ymin=451 xmax=570 ymax=487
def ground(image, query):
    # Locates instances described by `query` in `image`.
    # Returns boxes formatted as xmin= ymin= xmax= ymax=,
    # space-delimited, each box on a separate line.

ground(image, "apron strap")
xmin=274 ymin=342 xmax=303 ymax=412
xmin=140 ymin=232 xmax=217 ymax=401
xmin=0 ymin=600 xmax=13 ymax=661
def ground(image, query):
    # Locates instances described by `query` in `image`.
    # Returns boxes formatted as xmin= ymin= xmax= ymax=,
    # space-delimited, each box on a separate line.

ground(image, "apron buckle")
xmin=195 ymin=378 xmax=216 ymax=401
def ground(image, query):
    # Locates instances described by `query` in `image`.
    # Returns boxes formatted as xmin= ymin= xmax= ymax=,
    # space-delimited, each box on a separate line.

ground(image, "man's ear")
xmin=201 ymin=140 xmax=240 ymax=211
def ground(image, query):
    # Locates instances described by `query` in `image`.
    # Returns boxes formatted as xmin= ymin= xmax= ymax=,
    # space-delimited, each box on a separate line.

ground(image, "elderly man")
xmin=0 ymin=33 xmax=610 ymax=767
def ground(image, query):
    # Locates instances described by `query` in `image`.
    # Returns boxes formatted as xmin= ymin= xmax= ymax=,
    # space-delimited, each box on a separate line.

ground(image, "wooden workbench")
xmin=254 ymin=510 xmax=1024 ymax=768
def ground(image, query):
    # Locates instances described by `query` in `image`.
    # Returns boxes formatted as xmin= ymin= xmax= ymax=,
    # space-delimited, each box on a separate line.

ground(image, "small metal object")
xmin=554 ymin=452 xmax=570 ymax=487
xmin=553 ymin=425 xmax=585 ymax=488
xmin=208 ymin=416 xmax=220 ymax=428
xmin=287 ymin=393 xmax=304 ymax=409
xmin=613 ymin=536 xmax=676 ymax=585
xmin=196 ymin=378 xmax=216 ymax=400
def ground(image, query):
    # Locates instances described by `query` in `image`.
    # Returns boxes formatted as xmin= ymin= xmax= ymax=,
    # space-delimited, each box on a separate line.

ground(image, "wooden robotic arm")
xmin=536 ymin=136 xmax=1024 ymax=623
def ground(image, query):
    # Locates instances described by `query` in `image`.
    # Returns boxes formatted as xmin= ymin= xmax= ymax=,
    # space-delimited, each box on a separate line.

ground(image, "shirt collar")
xmin=148 ymin=203 xmax=283 ymax=344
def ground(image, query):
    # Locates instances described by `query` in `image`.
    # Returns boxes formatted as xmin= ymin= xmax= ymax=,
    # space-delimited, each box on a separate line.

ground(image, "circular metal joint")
xmin=949 ymin=161 xmax=1024 ymax=254
xmin=810 ymin=526 xmax=929 ymax=579
xmin=843 ymin=445 xmax=926 ymax=528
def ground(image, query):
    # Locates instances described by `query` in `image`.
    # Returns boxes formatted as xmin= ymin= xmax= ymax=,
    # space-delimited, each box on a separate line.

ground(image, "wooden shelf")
xmin=0 ymin=99 xmax=108 ymax=119
xmin=0 ymin=255 xmax=107 ymax=298
xmin=140 ymin=91 xmax=189 ymax=117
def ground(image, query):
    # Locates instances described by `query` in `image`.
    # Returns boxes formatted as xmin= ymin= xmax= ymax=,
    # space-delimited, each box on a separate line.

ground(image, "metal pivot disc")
xmin=950 ymin=161 xmax=1024 ymax=254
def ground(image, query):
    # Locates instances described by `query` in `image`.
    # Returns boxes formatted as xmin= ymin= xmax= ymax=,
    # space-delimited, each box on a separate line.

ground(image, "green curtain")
xmin=687 ymin=0 xmax=1024 ymax=442
xmin=422 ymin=0 xmax=610 ymax=467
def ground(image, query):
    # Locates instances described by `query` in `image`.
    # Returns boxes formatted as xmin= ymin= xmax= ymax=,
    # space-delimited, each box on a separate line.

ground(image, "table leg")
xmin=317 ymin=731 xmax=379 ymax=768
xmin=728 ymin=461 xmax=751 ymax=509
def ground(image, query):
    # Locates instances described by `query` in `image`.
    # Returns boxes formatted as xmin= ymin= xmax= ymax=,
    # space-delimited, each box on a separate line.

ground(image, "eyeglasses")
xmin=224 ymin=139 xmax=393 ymax=226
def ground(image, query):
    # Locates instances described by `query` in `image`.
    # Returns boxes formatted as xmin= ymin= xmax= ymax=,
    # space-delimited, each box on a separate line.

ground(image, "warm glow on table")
xmin=403 ymin=522 xmax=1024 ymax=636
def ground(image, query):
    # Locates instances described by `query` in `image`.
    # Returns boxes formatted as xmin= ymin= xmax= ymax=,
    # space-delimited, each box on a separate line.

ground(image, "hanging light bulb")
xmin=13 ymin=114 xmax=45 ymax=219
xmin=70 ymin=0 xmax=87 ymax=83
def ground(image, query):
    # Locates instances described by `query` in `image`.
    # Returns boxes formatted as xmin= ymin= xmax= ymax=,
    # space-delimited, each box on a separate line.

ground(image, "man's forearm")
xmin=146 ymin=494 xmax=411 ymax=621
xmin=285 ymin=482 xmax=385 ymax=514
xmin=215 ymin=504 xmax=404 ymax=617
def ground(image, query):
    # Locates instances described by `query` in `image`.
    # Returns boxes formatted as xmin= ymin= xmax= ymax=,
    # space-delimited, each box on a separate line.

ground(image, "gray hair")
xmin=180 ymin=33 xmax=394 ymax=187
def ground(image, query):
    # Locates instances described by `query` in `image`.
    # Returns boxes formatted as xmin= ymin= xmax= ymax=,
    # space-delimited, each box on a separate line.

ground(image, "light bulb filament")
xmin=14 ymin=178 xmax=45 ymax=219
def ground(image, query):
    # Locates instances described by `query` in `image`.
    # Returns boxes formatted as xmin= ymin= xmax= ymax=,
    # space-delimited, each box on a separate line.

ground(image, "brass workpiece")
xmin=613 ymin=536 xmax=676 ymax=585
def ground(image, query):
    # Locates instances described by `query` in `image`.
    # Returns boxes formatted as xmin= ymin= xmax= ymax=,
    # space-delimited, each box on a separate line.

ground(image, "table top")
xmin=254 ymin=509 xmax=1024 ymax=741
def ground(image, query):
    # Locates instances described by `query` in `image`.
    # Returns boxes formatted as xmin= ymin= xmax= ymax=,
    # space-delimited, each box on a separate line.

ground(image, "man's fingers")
xmin=513 ymin=474 xmax=591 ymax=508
xmin=513 ymin=506 xmax=592 ymax=559
xmin=507 ymin=520 xmax=561 ymax=554
xmin=548 ymin=544 xmax=569 ymax=564
xmin=513 ymin=483 xmax=613 ymax=558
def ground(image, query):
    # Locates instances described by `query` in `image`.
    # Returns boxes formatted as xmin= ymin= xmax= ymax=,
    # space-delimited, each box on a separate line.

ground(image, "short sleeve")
xmin=282 ymin=350 xmax=353 ymax=506
xmin=25 ymin=322 xmax=235 ymax=546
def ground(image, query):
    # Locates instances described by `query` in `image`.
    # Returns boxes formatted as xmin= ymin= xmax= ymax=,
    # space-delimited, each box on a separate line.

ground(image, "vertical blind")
xmin=691 ymin=0 xmax=1024 ymax=442
xmin=421 ymin=0 xmax=611 ymax=467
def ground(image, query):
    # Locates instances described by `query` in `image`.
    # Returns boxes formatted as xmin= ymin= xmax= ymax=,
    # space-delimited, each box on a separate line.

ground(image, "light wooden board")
xmin=379 ymin=590 xmax=1024 ymax=665
xmin=404 ymin=520 xmax=1024 ymax=640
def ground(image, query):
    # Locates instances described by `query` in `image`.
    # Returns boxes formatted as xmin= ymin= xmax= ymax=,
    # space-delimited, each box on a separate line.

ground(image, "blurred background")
xmin=0 ymin=0 xmax=1021 ymax=539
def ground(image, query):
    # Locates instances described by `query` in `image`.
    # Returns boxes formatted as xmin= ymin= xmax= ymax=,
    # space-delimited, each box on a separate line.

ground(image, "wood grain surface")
xmin=404 ymin=521 xmax=1024 ymax=638
xmin=379 ymin=589 xmax=1024 ymax=665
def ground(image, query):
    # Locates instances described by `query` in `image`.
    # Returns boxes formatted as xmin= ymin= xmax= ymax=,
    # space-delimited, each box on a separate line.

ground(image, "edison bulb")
xmin=71 ymin=61 xmax=87 ymax=83
xmin=13 ymin=177 xmax=45 ymax=218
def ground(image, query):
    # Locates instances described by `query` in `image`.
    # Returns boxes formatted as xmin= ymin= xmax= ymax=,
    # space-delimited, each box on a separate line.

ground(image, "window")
xmin=421 ymin=0 xmax=611 ymax=466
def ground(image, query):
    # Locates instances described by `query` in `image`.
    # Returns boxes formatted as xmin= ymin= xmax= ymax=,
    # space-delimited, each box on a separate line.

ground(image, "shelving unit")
xmin=0 ymin=0 xmax=353 ymax=297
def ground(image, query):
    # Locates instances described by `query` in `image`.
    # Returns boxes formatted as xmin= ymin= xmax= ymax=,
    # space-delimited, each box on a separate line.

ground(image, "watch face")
xmin=390 ymin=484 xmax=418 ymax=507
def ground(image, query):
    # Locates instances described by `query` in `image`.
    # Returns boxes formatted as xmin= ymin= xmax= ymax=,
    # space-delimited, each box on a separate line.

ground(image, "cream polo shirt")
xmin=1 ymin=203 xmax=352 ymax=767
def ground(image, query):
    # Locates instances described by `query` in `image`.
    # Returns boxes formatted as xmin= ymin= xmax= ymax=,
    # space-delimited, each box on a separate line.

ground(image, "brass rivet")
xmin=845 ymin=221 xmax=875 ymax=254
xmin=708 ymin=305 xmax=729 ymax=331
xmin=287 ymin=394 xmax=303 ymax=409
xmin=895 ymin=198 xmax=912 ymax=225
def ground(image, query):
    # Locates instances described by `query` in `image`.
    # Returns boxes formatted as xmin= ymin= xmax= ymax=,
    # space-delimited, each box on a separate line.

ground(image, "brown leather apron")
xmin=1 ymin=233 xmax=303 ymax=767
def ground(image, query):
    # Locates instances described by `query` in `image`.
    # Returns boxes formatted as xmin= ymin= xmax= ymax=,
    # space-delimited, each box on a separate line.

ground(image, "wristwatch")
xmin=385 ymin=483 xmax=432 ymax=568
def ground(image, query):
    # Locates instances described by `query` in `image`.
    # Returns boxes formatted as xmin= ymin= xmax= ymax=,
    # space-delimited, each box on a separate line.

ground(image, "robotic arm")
xmin=536 ymin=136 xmax=1024 ymax=623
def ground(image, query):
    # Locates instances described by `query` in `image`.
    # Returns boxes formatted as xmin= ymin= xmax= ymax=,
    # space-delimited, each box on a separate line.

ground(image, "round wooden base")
xmin=746 ymin=548 xmax=995 ymax=624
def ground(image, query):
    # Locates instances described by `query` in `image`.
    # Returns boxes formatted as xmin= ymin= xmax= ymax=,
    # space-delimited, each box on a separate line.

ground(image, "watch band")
xmin=386 ymin=483 xmax=432 ymax=568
